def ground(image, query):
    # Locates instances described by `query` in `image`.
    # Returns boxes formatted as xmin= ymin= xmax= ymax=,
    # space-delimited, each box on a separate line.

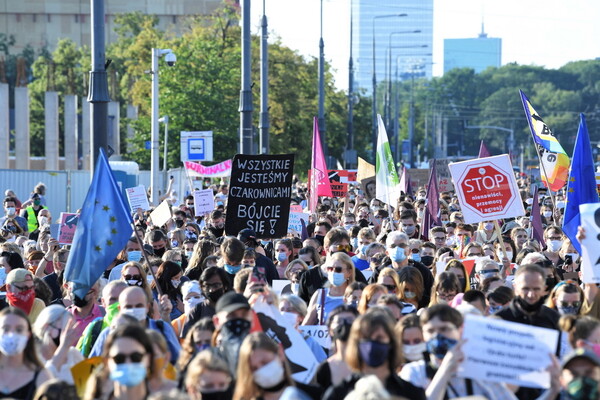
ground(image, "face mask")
xmin=497 ymin=251 xmax=513 ymax=261
xmin=184 ymin=297 xmax=203 ymax=314
xmin=358 ymin=340 xmax=390 ymax=367
xmin=566 ymin=376 xmax=600 ymax=400
xmin=206 ymin=289 xmax=224 ymax=304
xmin=171 ymin=240 xmax=179 ymax=248
xmin=351 ymin=237 xmax=359 ymax=250
xmin=175 ymin=219 xmax=185 ymax=228
xmin=457 ymin=278 xmax=466 ymax=290
xmin=276 ymin=252 xmax=288 ymax=263
xmin=154 ymin=247 xmax=166 ymax=258
xmin=39 ymin=216 xmax=48 ymax=226
xmin=0 ymin=332 xmax=29 ymax=356
xmin=127 ymin=251 xmax=142 ymax=262
xmin=403 ymin=342 xmax=427 ymax=362
xmin=421 ymin=256 xmax=434 ymax=267
xmin=426 ymin=333 xmax=458 ymax=359
xmin=558 ymin=306 xmax=579 ymax=316
xmin=488 ymin=304 xmax=503 ymax=314
xmin=33 ymin=199 xmax=41 ymax=206
xmin=332 ymin=320 xmax=352 ymax=342
xmin=171 ymin=279 xmax=181 ymax=288
xmin=404 ymin=291 xmax=416 ymax=299
xmin=291 ymin=283 xmax=299 ymax=295
xmin=186 ymin=251 xmax=194 ymax=260
xmin=389 ymin=247 xmax=406 ymax=263
xmin=7 ymin=288 xmax=35 ymax=314
xmin=109 ymin=362 xmax=147 ymax=387
xmin=328 ymin=271 xmax=346 ymax=287
xmin=126 ymin=279 xmax=142 ymax=287
xmin=566 ymin=253 xmax=580 ymax=263
xmin=543 ymin=211 xmax=553 ymax=219
xmin=253 ymin=358 xmax=285 ymax=389
xmin=515 ymin=296 xmax=544 ymax=314
xmin=344 ymin=224 xmax=354 ymax=231
xmin=121 ymin=307 xmax=147 ymax=321
xmin=483 ymin=222 xmax=494 ymax=231
xmin=5 ymin=207 xmax=15 ymax=216
xmin=441 ymin=220 xmax=449 ymax=225
xmin=280 ymin=311 xmax=298 ymax=327
xmin=222 ymin=318 xmax=251 ymax=339
xmin=411 ymin=253 xmax=421 ymax=263
xmin=359 ymin=245 xmax=369 ymax=255
xmin=72 ymin=293 xmax=91 ymax=308
xmin=200 ymin=387 xmax=234 ymax=400
xmin=402 ymin=225 xmax=416 ymax=236
xmin=224 ymin=264 xmax=241 ymax=275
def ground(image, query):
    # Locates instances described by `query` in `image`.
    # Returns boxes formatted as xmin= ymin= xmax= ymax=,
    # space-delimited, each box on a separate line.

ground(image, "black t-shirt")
xmin=42 ymin=272 xmax=62 ymax=304
xmin=322 ymin=372 xmax=426 ymax=400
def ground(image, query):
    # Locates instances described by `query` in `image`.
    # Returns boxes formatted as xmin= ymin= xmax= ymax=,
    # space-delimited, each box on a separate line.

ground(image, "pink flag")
xmin=422 ymin=161 xmax=440 ymax=240
xmin=399 ymin=166 xmax=408 ymax=194
xmin=310 ymin=117 xmax=332 ymax=212
xmin=478 ymin=140 xmax=491 ymax=158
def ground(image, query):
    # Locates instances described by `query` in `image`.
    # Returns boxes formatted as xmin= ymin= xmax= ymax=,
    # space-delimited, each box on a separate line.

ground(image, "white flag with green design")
xmin=375 ymin=114 xmax=400 ymax=207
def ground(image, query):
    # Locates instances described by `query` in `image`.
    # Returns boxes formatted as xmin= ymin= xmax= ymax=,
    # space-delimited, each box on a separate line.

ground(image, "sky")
xmin=249 ymin=0 xmax=600 ymax=91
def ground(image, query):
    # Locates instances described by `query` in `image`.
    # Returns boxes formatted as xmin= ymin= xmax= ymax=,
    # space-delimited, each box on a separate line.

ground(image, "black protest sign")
xmin=225 ymin=154 xmax=295 ymax=238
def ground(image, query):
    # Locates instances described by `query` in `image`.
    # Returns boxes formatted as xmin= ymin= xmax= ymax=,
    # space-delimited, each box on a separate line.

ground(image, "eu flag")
xmin=563 ymin=114 xmax=599 ymax=253
xmin=65 ymin=149 xmax=133 ymax=299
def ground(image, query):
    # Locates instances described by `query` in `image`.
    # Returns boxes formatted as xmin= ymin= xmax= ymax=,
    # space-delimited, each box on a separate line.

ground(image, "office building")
xmin=444 ymin=25 xmax=502 ymax=74
xmin=352 ymin=0 xmax=433 ymax=94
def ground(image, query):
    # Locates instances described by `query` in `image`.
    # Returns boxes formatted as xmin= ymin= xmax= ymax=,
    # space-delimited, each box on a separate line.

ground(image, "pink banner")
xmin=310 ymin=117 xmax=332 ymax=212
xmin=185 ymin=159 xmax=232 ymax=177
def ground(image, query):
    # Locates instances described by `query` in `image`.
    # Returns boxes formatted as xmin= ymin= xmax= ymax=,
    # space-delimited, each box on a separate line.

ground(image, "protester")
xmin=171 ymin=280 xmax=203 ymax=340
xmin=185 ymin=349 xmax=234 ymax=400
xmin=150 ymin=261 xmax=185 ymax=320
xmin=397 ymin=314 xmax=425 ymax=363
xmin=5 ymin=268 xmax=46 ymax=323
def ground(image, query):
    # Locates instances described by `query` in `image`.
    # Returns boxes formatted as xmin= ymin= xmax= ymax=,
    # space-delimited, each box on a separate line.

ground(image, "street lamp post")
xmin=345 ymin=3 xmax=354 ymax=169
xmin=239 ymin=0 xmax=253 ymax=154
xmin=259 ymin=0 xmax=269 ymax=154
xmin=318 ymin=0 xmax=328 ymax=164
xmin=150 ymin=48 xmax=176 ymax=206
xmin=159 ymin=115 xmax=169 ymax=191
xmin=372 ymin=13 xmax=407 ymax=163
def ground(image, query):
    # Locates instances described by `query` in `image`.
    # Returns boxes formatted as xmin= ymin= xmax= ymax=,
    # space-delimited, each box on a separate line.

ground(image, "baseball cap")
xmin=562 ymin=348 xmax=600 ymax=369
xmin=238 ymin=228 xmax=257 ymax=244
xmin=215 ymin=291 xmax=250 ymax=314
xmin=6 ymin=268 xmax=33 ymax=285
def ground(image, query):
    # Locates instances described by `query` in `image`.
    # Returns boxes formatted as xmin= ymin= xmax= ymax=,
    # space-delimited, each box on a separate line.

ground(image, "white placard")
xmin=299 ymin=325 xmax=331 ymax=350
xmin=272 ymin=279 xmax=291 ymax=296
xmin=288 ymin=211 xmax=309 ymax=235
xmin=579 ymin=203 xmax=600 ymax=283
xmin=150 ymin=200 xmax=172 ymax=227
xmin=448 ymin=154 xmax=525 ymax=224
xmin=193 ymin=189 xmax=215 ymax=216
xmin=125 ymin=185 xmax=150 ymax=213
xmin=457 ymin=314 xmax=558 ymax=389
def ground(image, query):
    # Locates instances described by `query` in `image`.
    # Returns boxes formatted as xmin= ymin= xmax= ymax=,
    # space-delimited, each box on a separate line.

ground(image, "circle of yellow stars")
xmin=93 ymin=202 xmax=119 ymax=252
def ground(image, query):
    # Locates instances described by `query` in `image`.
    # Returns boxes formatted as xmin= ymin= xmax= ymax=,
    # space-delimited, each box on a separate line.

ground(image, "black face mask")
xmin=206 ymin=289 xmax=224 ymax=304
xmin=332 ymin=320 xmax=352 ymax=342
xmin=222 ymin=318 xmax=251 ymax=339
xmin=421 ymin=256 xmax=434 ymax=267
xmin=515 ymin=295 xmax=545 ymax=314
xmin=200 ymin=386 xmax=233 ymax=400
xmin=175 ymin=219 xmax=184 ymax=228
xmin=154 ymin=246 xmax=166 ymax=258
xmin=458 ymin=278 xmax=466 ymax=290
xmin=73 ymin=294 xmax=90 ymax=308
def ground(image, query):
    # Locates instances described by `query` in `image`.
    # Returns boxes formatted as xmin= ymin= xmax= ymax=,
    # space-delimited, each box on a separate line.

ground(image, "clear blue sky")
xmin=249 ymin=0 xmax=600 ymax=91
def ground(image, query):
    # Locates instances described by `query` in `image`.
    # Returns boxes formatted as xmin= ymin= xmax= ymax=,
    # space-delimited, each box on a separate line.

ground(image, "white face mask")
xmin=0 ymin=332 xmax=29 ymax=356
xmin=546 ymin=239 xmax=563 ymax=252
xmin=184 ymin=296 xmax=203 ymax=314
xmin=403 ymin=342 xmax=427 ymax=362
xmin=253 ymin=358 xmax=285 ymax=388
xmin=497 ymin=251 xmax=513 ymax=261
xmin=5 ymin=207 xmax=15 ymax=216
xmin=121 ymin=307 xmax=147 ymax=321
xmin=543 ymin=211 xmax=553 ymax=219
xmin=280 ymin=311 xmax=299 ymax=328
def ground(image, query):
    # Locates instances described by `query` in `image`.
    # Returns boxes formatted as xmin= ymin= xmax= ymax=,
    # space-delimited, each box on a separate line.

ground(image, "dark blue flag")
xmin=563 ymin=114 xmax=599 ymax=253
xmin=65 ymin=149 xmax=133 ymax=299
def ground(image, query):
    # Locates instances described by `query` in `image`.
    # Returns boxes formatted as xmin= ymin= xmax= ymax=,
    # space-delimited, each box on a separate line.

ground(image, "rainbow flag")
xmin=519 ymin=90 xmax=570 ymax=192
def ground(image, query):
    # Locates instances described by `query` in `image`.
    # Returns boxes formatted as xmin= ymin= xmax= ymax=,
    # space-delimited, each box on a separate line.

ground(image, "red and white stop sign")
xmin=449 ymin=155 xmax=525 ymax=223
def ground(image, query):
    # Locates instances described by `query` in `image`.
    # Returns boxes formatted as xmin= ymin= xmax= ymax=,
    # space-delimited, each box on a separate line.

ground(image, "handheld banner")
xmin=225 ymin=154 xmax=294 ymax=238
xmin=57 ymin=212 xmax=79 ymax=245
xmin=150 ymin=200 xmax=172 ymax=228
xmin=125 ymin=185 xmax=150 ymax=213
xmin=193 ymin=189 xmax=215 ymax=216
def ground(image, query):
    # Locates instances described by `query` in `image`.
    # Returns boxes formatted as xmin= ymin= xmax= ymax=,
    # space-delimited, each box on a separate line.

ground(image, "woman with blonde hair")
xmin=303 ymin=252 xmax=356 ymax=325
xmin=357 ymin=284 xmax=388 ymax=314
xmin=233 ymin=332 xmax=309 ymax=400
xmin=185 ymin=349 xmax=233 ymax=400
xmin=376 ymin=267 xmax=400 ymax=296
xmin=546 ymin=280 xmax=584 ymax=316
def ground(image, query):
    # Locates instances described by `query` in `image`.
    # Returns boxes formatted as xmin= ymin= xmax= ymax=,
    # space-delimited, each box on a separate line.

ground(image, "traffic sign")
xmin=180 ymin=131 xmax=213 ymax=162
xmin=449 ymin=154 xmax=525 ymax=224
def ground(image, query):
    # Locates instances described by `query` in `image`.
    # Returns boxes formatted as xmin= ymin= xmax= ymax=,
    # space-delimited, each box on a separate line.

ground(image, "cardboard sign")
xmin=290 ymin=205 xmax=303 ymax=213
xmin=225 ymin=154 xmax=294 ymax=238
xmin=580 ymin=203 xmax=600 ymax=283
xmin=357 ymin=157 xmax=375 ymax=182
xmin=457 ymin=314 xmax=558 ymax=389
xmin=71 ymin=356 xmax=103 ymax=398
xmin=361 ymin=177 xmax=377 ymax=202
xmin=150 ymin=200 xmax=172 ymax=228
xmin=193 ymin=189 xmax=215 ymax=216
xmin=299 ymin=325 xmax=332 ymax=350
xmin=57 ymin=212 xmax=79 ymax=245
xmin=330 ymin=182 xmax=348 ymax=197
xmin=449 ymin=154 xmax=525 ymax=224
xmin=252 ymin=300 xmax=318 ymax=384
xmin=328 ymin=170 xmax=357 ymax=184
xmin=125 ymin=185 xmax=150 ymax=212
xmin=430 ymin=159 xmax=455 ymax=192
xmin=288 ymin=212 xmax=309 ymax=236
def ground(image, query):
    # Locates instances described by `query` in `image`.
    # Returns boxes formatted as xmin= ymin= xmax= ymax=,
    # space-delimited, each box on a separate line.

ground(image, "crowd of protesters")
xmin=0 ymin=174 xmax=598 ymax=400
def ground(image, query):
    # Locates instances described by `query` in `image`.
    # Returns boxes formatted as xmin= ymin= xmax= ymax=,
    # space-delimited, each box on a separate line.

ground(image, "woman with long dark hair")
xmin=151 ymin=261 xmax=184 ymax=320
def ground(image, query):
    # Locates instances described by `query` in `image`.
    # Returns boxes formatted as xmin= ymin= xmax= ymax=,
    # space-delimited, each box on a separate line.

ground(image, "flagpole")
xmin=131 ymin=225 xmax=163 ymax=297
xmin=533 ymin=145 xmax=559 ymax=225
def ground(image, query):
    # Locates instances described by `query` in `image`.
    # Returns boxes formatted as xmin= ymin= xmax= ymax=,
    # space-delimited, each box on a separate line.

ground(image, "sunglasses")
xmin=13 ymin=284 xmax=34 ymax=292
xmin=330 ymin=245 xmax=352 ymax=253
xmin=326 ymin=266 xmax=344 ymax=273
xmin=111 ymin=351 xmax=145 ymax=364
xmin=410 ymin=248 xmax=420 ymax=254
xmin=383 ymin=284 xmax=397 ymax=292
xmin=124 ymin=275 xmax=142 ymax=281
xmin=559 ymin=301 xmax=581 ymax=309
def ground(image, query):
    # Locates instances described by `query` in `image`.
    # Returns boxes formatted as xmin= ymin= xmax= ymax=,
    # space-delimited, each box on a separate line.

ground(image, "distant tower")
xmin=443 ymin=20 xmax=502 ymax=74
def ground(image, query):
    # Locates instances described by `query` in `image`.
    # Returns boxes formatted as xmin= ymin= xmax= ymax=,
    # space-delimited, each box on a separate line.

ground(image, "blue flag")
xmin=563 ymin=114 xmax=599 ymax=254
xmin=65 ymin=149 xmax=133 ymax=299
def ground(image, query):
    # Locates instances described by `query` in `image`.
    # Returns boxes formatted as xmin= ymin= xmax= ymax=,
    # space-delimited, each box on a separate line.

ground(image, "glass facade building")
xmin=444 ymin=30 xmax=502 ymax=74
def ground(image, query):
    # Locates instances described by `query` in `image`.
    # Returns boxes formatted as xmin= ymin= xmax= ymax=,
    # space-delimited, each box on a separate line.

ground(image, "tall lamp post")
xmin=240 ymin=0 xmax=253 ymax=154
xmin=371 ymin=13 xmax=406 ymax=162
xmin=150 ymin=48 xmax=176 ymax=206
xmin=345 ymin=2 xmax=355 ymax=169
xmin=318 ymin=0 xmax=328 ymax=164
xmin=159 ymin=115 xmax=169 ymax=191
xmin=259 ymin=0 xmax=269 ymax=154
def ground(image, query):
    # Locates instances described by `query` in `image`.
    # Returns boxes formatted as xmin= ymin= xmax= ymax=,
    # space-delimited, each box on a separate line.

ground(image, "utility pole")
xmin=259 ymin=0 xmax=269 ymax=154
xmin=318 ymin=0 xmax=328 ymax=165
xmin=239 ymin=0 xmax=253 ymax=154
